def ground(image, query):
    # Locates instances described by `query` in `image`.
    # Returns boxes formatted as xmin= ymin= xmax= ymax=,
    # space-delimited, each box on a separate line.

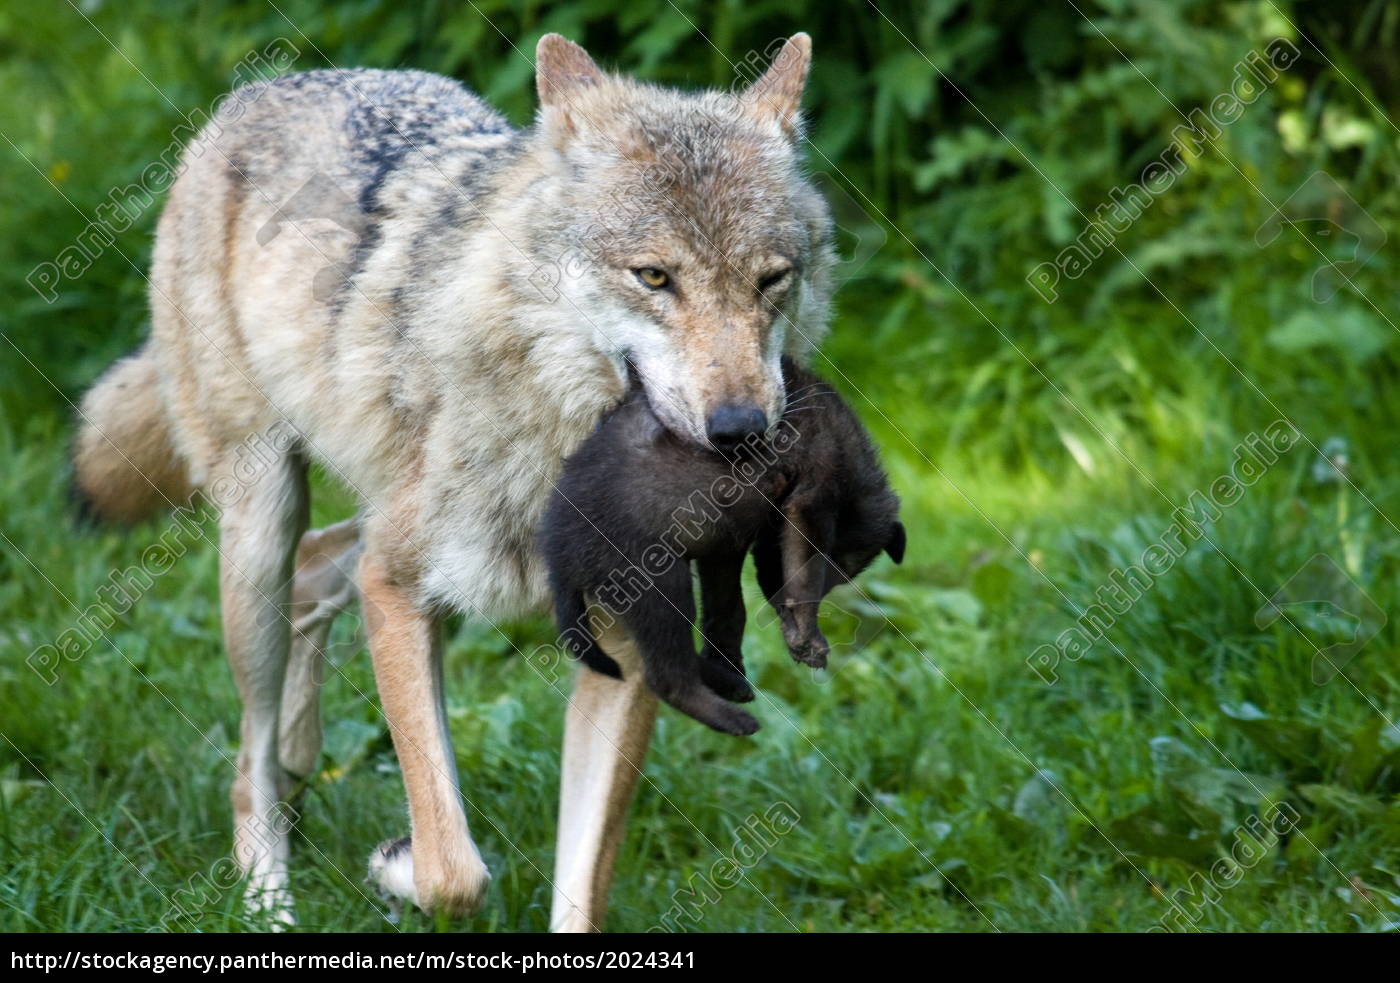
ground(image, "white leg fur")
xmin=366 ymin=835 xmax=417 ymax=916
xmin=550 ymin=619 xmax=658 ymax=932
xmin=221 ymin=447 xmax=309 ymax=929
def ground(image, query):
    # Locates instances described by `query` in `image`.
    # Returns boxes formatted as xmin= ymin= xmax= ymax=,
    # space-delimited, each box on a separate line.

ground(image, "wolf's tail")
xmin=70 ymin=343 xmax=193 ymax=525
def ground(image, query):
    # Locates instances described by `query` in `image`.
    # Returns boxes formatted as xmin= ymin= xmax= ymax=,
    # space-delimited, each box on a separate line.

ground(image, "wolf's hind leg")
xmin=220 ymin=441 xmax=309 ymax=928
xmin=280 ymin=518 xmax=362 ymax=780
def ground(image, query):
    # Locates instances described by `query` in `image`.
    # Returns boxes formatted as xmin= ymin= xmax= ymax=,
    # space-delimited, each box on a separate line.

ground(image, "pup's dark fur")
xmin=540 ymin=358 xmax=904 ymax=735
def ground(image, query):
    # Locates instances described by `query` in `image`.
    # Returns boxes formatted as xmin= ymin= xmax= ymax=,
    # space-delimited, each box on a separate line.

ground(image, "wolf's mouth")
xmin=623 ymin=356 xmax=711 ymax=447
xmin=622 ymin=354 xmax=645 ymax=394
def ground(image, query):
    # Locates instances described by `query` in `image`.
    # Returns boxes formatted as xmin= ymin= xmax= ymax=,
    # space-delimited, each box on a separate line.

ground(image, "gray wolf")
xmin=540 ymin=357 xmax=903 ymax=736
xmin=70 ymin=33 xmax=834 ymax=930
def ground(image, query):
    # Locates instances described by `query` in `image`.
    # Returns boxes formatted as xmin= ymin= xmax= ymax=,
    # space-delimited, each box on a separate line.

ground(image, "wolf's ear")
xmin=885 ymin=521 xmax=906 ymax=565
xmin=535 ymin=34 xmax=603 ymax=111
xmin=741 ymin=33 xmax=812 ymax=138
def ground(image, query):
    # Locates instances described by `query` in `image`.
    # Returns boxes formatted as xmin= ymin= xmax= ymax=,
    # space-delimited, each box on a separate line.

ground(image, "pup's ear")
xmin=740 ymin=33 xmax=812 ymax=138
xmin=535 ymin=34 xmax=603 ymax=147
xmin=885 ymin=521 xmax=906 ymax=565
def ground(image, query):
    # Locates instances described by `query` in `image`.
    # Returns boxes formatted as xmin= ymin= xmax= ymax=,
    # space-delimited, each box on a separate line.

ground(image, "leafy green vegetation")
xmin=3 ymin=0 xmax=1400 ymax=932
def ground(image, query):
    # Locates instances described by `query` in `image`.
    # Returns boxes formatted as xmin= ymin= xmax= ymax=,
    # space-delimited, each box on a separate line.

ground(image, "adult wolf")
xmin=70 ymin=33 xmax=834 ymax=930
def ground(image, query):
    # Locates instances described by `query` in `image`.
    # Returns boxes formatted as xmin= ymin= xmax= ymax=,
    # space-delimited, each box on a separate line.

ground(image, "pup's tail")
xmin=70 ymin=343 xmax=193 ymax=525
xmin=555 ymin=589 xmax=623 ymax=679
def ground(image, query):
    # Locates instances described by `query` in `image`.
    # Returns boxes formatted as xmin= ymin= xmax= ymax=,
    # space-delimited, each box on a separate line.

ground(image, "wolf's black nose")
xmin=706 ymin=405 xmax=768 ymax=447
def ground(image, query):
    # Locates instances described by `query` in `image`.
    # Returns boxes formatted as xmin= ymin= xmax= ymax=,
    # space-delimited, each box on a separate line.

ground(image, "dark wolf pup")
xmin=541 ymin=358 xmax=905 ymax=735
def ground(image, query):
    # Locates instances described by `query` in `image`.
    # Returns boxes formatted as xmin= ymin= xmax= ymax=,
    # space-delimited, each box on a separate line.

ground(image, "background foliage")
xmin=3 ymin=0 xmax=1400 ymax=932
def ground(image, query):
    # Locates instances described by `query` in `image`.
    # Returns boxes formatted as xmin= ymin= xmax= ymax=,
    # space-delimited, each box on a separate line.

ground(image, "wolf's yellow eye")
xmin=634 ymin=267 xmax=670 ymax=289
xmin=758 ymin=268 xmax=791 ymax=292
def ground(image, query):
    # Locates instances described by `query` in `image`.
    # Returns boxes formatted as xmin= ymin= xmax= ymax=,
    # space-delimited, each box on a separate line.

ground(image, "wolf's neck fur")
xmin=345 ymin=114 xmax=631 ymax=616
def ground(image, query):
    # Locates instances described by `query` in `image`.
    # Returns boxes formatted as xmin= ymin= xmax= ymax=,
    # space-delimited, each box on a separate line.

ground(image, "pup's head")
xmin=532 ymin=33 xmax=836 ymax=448
xmin=827 ymin=487 xmax=906 ymax=586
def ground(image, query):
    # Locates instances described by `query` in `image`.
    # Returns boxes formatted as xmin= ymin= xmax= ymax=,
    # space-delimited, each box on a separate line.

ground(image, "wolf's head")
xmin=531 ymin=33 xmax=836 ymax=449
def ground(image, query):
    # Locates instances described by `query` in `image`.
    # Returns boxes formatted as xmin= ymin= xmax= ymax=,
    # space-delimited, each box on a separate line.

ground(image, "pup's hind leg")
xmin=555 ymin=587 xmax=622 ymax=679
xmin=220 ymin=441 xmax=309 ymax=927
xmin=662 ymin=671 xmax=760 ymax=736
xmin=696 ymin=552 xmax=755 ymax=703
xmin=628 ymin=566 xmax=758 ymax=737
xmin=280 ymin=518 xmax=362 ymax=780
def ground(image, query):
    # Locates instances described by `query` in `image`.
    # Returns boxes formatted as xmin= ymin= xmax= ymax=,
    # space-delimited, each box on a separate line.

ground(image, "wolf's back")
xmin=70 ymin=343 xmax=193 ymax=524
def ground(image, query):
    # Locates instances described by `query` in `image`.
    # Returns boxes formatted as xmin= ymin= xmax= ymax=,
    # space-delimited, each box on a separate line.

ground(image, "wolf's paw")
xmin=243 ymin=878 xmax=296 ymax=930
xmin=367 ymin=836 xmax=492 ymax=919
xmin=367 ymin=836 xmax=416 ymax=918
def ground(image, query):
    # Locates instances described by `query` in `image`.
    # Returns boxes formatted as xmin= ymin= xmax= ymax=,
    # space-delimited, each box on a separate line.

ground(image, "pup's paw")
xmin=698 ymin=659 xmax=755 ymax=703
xmin=711 ymin=703 xmax=761 ymax=737
xmin=787 ymin=637 xmax=829 ymax=669
xmin=668 ymin=686 xmax=761 ymax=737
xmin=690 ymin=695 xmax=760 ymax=736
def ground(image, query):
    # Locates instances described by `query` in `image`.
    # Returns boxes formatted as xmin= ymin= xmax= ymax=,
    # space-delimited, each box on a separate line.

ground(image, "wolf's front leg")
xmin=359 ymin=550 xmax=491 ymax=918
xmin=551 ymin=618 xmax=658 ymax=932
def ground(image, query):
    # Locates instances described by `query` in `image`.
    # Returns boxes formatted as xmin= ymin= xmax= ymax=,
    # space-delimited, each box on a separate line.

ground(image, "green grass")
xmin=4 ymin=0 xmax=1400 ymax=934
